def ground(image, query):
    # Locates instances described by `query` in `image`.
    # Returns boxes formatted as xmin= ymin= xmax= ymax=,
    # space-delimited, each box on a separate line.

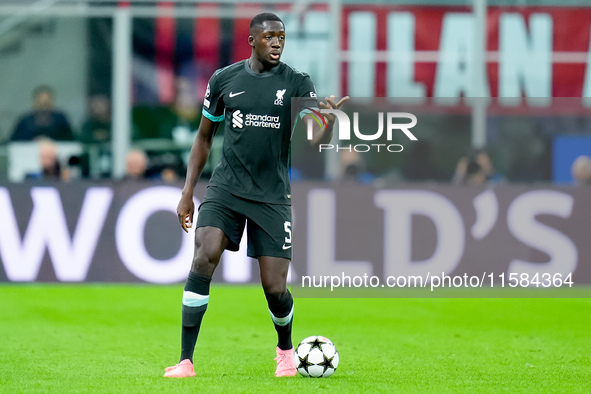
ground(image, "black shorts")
xmin=196 ymin=186 xmax=292 ymax=259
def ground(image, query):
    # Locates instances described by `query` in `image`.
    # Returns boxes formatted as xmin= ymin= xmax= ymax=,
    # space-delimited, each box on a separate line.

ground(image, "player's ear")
xmin=248 ymin=35 xmax=255 ymax=47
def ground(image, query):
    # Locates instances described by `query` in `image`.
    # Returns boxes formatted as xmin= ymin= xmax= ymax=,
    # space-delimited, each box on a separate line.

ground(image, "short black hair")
xmin=249 ymin=12 xmax=283 ymax=30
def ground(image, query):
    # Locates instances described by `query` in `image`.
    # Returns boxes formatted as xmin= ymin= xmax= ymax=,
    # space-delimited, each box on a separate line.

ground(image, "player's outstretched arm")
xmin=305 ymin=95 xmax=349 ymax=146
xmin=177 ymin=117 xmax=219 ymax=233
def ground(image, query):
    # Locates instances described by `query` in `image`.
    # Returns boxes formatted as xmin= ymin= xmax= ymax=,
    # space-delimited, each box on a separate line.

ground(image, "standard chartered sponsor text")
xmin=245 ymin=113 xmax=280 ymax=128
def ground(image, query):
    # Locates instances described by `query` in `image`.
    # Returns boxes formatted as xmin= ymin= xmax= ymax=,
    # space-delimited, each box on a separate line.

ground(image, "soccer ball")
xmin=293 ymin=335 xmax=339 ymax=378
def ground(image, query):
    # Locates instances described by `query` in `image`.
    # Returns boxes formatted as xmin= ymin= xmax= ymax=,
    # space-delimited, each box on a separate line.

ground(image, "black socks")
xmin=180 ymin=271 xmax=212 ymax=362
xmin=265 ymin=290 xmax=294 ymax=351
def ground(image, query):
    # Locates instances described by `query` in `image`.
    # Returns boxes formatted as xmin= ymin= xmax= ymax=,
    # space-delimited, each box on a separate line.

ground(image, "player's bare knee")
xmin=262 ymin=282 xmax=288 ymax=299
xmin=190 ymin=252 xmax=218 ymax=275
xmin=191 ymin=244 xmax=220 ymax=275
xmin=191 ymin=228 xmax=226 ymax=274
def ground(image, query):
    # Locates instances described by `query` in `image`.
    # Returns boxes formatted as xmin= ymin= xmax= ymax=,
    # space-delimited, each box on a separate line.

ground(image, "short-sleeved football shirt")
xmin=202 ymin=60 xmax=317 ymax=205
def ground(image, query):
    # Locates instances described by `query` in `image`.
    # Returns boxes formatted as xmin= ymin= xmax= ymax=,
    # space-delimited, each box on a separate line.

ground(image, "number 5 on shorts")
xmin=283 ymin=221 xmax=292 ymax=249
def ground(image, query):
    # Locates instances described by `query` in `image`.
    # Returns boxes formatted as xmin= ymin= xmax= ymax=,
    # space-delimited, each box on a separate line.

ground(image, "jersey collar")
xmin=243 ymin=60 xmax=284 ymax=78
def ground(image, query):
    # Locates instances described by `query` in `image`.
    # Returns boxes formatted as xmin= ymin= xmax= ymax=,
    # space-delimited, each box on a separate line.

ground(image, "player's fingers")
xmin=321 ymin=96 xmax=349 ymax=110
xmin=325 ymin=98 xmax=337 ymax=108
xmin=335 ymin=96 xmax=350 ymax=108
xmin=178 ymin=212 xmax=190 ymax=233
xmin=325 ymin=96 xmax=349 ymax=109
xmin=179 ymin=215 xmax=188 ymax=232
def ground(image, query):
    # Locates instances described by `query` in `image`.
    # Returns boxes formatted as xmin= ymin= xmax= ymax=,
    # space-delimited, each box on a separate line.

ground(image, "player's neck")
xmin=247 ymin=56 xmax=276 ymax=74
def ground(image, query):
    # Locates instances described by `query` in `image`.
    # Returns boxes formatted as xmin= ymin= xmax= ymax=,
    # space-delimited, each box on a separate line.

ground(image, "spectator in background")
xmin=473 ymin=149 xmax=504 ymax=183
xmin=11 ymin=85 xmax=75 ymax=141
xmin=25 ymin=138 xmax=67 ymax=181
xmin=132 ymin=77 xmax=201 ymax=141
xmin=453 ymin=149 xmax=504 ymax=185
xmin=80 ymin=94 xmax=111 ymax=143
xmin=338 ymin=150 xmax=375 ymax=184
xmin=80 ymin=94 xmax=113 ymax=177
xmin=170 ymin=77 xmax=201 ymax=143
xmin=453 ymin=157 xmax=487 ymax=185
xmin=123 ymin=149 xmax=149 ymax=181
xmin=144 ymin=152 xmax=184 ymax=182
xmin=571 ymin=155 xmax=591 ymax=185
xmin=160 ymin=167 xmax=180 ymax=183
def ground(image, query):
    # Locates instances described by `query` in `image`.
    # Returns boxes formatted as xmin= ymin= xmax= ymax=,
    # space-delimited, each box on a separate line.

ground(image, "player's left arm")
xmin=305 ymin=95 xmax=349 ymax=146
xmin=295 ymin=75 xmax=349 ymax=146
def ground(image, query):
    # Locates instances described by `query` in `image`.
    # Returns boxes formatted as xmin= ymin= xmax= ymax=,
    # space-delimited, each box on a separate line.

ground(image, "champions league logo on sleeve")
xmin=203 ymin=83 xmax=211 ymax=109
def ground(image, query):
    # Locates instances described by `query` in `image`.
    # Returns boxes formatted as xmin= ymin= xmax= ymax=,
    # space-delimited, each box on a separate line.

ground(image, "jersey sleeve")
xmin=296 ymin=74 xmax=318 ymax=101
xmin=295 ymin=75 xmax=319 ymax=119
xmin=202 ymin=72 xmax=225 ymax=122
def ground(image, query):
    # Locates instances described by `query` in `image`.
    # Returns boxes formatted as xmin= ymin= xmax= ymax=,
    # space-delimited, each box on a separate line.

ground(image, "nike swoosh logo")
xmin=229 ymin=91 xmax=245 ymax=98
xmin=282 ymin=244 xmax=292 ymax=250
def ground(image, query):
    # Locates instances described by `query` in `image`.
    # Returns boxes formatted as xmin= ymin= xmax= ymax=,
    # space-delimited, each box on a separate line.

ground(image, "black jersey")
xmin=202 ymin=60 xmax=317 ymax=205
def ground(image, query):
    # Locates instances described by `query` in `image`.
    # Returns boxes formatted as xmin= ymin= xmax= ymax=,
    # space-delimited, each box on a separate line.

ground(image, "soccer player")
xmin=164 ymin=12 xmax=347 ymax=378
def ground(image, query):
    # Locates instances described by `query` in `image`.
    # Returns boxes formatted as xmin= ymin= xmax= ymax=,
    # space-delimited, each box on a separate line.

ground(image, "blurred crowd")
xmin=4 ymin=80 xmax=198 ymax=182
xmin=4 ymin=83 xmax=591 ymax=186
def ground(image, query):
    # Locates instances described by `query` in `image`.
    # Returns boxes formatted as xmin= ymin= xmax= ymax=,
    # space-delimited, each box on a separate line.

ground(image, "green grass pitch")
xmin=1 ymin=285 xmax=590 ymax=393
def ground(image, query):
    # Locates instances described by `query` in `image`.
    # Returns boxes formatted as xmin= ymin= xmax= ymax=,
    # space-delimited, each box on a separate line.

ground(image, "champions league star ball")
xmin=294 ymin=336 xmax=339 ymax=378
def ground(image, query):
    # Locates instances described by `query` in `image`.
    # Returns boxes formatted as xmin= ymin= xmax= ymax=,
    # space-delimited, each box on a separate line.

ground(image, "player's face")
xmin=250 ymin=21 xmax=285 ymax=66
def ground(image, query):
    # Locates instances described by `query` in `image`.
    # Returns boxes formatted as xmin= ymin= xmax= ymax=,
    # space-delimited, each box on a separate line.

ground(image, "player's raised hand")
xmin=324 ymin=95 xmax=349 ymax=109
xmin=177 ymin=194 xmax=195 ymax=233
xmin=319 ymin=95 xmax=349 ymax=130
